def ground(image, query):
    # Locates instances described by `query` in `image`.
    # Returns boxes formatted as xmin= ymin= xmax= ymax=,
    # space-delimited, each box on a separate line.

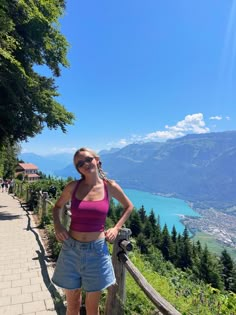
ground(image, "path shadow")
xmin=0 ymin=212 xmax=21 ymax=221
xmin=24 ymin=210 xmax=66 ymax=315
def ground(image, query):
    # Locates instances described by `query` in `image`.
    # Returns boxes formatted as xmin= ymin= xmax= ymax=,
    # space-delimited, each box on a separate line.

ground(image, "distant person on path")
xmin=8 ymin=179 xmax=15 ymax=194
xmin=51 ymin=147 xmax=133 ymax=315
xmin=1 ymin=179 xmax=5 ymax=192
xmin=4 ymin=180 xmax=9 ymax=193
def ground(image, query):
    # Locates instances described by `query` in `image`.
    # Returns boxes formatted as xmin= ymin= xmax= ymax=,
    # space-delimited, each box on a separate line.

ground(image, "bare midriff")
xmin=69 ymin=229 xmax=106 ymax=242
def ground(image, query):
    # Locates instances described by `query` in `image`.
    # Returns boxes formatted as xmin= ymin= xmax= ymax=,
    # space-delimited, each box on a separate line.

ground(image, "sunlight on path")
xmin=0 ymin=192 xmax=64 ymax=314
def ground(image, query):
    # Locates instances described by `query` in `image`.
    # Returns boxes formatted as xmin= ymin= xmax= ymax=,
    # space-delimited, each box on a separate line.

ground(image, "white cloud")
xmin=118 ymin=139 xmax=128 ymax=146
xmin=144 ymin=130 xmax=184 ymax=140
xmin=144 ymin=113 xmax=209 ymax=141
xmin=226 ymin=116 xmax=230 ymax=120
xmin=209 ymin=116 xmax=222 ymax=120
xmin=112 ymin=113 xmax=210 ymax=147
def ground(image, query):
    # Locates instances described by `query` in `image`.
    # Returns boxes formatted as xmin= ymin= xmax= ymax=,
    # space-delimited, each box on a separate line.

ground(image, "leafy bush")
xmin=46 ymin=224 xmax=62 ymax=259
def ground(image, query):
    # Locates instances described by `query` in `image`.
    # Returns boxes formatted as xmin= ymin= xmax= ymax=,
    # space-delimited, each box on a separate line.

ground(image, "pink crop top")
xmin=70 ymin=180 xmax=110 ymax=232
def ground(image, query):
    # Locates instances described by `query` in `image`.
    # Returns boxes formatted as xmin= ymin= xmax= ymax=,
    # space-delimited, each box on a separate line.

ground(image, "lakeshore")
xmin=123 ymin=188 xmax=236 ymax=259
xmin=123 ymin=188 xmax=200 ymax=233
xmin=181 ymin=207 xmax=236 ymax=254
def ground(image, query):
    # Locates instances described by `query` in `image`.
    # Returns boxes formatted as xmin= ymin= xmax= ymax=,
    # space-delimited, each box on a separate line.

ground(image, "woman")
xmin=52 ymin=147 xmax=133 ymax=315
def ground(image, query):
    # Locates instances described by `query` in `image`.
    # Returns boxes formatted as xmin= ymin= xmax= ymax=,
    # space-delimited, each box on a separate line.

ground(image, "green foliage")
xmin=0 ymin=0 xmax=75 ymax=145
xmin=129 ymin=211 xmax=142 ymax=237
xmin=160 ymin=224 xmax=174 ymax=261
xmin=15 ymin=178 xmax=236 ymax=314
xmin=138 ymin=205 xmax=147 ymax=223
xmin=148 ymin=209 xmax=156 ymax=226
xmin=16 ymin=173 xmax=23 ymax=180
xmin=28 ymin=177 xmax=68 ymax=198
xmin=193 ymin=231 xmax=236 ymax=261
xmin=125 ymin=249 xmax=236 ymax=314
xmin=179 ymin=227 xmax=193 ymax=269
xmin=198 ymin=246 xmax=224 ymax=290
xmin=46 ymin=223 xmax=62 ymax=258
xmin=136 ymin=233 xmax=151 ymax=254
xmin=0 ymin=139 xmax=20 ymax=178
xmin=143 ymin=220 xmax=153 ymax=239
xmin=221 ymin=249 xmax=236 ymax=292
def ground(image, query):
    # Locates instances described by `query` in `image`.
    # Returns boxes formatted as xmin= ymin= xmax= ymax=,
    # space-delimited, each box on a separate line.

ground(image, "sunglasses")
xmin=76 ymin=156 xmax=94 ymax=169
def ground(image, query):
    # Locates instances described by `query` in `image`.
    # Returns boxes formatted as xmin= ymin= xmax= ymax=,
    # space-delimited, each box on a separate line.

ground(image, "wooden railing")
xmin=13 ymin=183 xmax=71 ymax=228
xmin=13 ymin=183 xmax=181 ymax=315
xmin=105 ymin=228 xmax=182 ymax=315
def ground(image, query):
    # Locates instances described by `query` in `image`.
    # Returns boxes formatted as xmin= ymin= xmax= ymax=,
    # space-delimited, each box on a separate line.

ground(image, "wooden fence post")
xmin=104 ymin=228 xmax=132 ymax=315
xmin=42 ymin=192 xmax=49 ymax=217
xmin=26 ymin=188 xmax=30 ymax=202
xmin=20 ymin=183 xmax=23 ymax=197
xmin=37 ymin=191 xmax=42 ymax=218
xmin=13 ymin=183 xmax=17 ymax=195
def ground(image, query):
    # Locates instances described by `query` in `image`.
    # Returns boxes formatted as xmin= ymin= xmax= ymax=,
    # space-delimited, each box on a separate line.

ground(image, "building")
xmin=15 ymin=163 xmax=40 ymax=181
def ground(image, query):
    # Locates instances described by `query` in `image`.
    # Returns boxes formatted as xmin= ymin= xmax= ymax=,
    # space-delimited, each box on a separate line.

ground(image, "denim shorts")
xmin=51 ymin=237 xmax=116 ymax=292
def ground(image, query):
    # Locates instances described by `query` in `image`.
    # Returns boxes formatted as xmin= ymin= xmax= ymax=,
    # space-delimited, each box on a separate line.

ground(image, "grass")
xmin=192 ymin=231 xmax=236 ymax=260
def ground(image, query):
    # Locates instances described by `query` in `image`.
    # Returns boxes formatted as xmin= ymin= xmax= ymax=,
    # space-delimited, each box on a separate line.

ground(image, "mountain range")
xmin=20 ymin=131 xmax=236 ymax=210
xmin=18 ymin=152 xmax=72 ymax=175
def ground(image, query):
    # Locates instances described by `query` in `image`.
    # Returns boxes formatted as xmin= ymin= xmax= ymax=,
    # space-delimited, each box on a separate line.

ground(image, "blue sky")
xmin=21 ymin=0 xmax=236 ymax=156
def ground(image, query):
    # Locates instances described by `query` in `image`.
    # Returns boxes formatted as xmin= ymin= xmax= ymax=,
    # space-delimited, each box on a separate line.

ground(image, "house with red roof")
xmin=15 ymin=163 xmax=40 ymax=181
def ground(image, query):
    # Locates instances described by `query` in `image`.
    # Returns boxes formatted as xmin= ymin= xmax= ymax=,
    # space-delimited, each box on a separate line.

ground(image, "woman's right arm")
xmin=52 ymin=181 xmax=76 ymax=242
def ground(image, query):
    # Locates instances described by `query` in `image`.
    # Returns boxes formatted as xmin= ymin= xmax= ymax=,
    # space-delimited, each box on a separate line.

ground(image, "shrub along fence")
xmin=13 ymin=182 xmax=181 ymax=315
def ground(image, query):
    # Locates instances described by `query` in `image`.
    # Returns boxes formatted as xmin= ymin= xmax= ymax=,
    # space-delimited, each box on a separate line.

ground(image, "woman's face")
xmin=74 ymin=150 xmax=98 ymax=175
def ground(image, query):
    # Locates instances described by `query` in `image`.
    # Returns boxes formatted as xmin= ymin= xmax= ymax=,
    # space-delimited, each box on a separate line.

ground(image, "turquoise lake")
xmin=122 ymin=189 xmax=200 ymax=234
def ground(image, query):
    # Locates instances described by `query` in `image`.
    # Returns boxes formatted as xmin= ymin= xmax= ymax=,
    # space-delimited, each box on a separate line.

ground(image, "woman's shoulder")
xmin=104 ymin=178 xmax=116 ymax=187
xmin=63 ymin=180 xmax=80 ymax=193
xmin=105 ymin=179 xmax=122 ymax=192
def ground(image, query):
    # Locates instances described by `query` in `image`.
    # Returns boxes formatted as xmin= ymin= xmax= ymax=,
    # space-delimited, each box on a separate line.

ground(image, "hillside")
xmin=55 ymin=131 xmax=236 ymax=209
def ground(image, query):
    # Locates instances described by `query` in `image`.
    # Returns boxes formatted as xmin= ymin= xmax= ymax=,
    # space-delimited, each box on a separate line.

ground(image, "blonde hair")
xmin=73 ymin=147 xmax=111 ymax=182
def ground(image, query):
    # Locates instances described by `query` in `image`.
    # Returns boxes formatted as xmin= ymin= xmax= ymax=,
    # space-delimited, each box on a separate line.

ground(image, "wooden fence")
xmin=13 ymin=183 xmax=71 ymax=228
xmin=105 ymin=228 xmax=181 ymax=315
xmin=13 ymin=183 xmax=181 ymax=315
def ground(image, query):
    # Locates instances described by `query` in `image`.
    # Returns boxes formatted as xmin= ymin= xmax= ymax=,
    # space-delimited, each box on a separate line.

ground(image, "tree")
xmin=16 ymin=173 xmax=23 ymax=180
xmin=170 ymin=226 xmax=178 ymax=265
xmin=160 ymin=224 xmax=174 ymax=261
xmin=171 ymin=225 xmax=177 ymax=243
xmin=0 ymin=139 xmax=20 ymax=178
xmin=129 ymin=211 xmax=142 ymax=237
xmin=143 ymin=220 xmax=153 ymax=239
xmin=152 ymin=215 xmax=162 ymax=248
xmin=148 ymin=209 xmax=156 ymax=226
xmin=0 ymin=0 xmax=74 ymax=145
xmin=138 ymin=205 xmax=147 ymax=224
xmin=180 ymin=227 xmax=193 ymax=269
xmin=199 ymin=246 xmax=223 ymax=289
xmin=220 ymin=249 xmax=236 ymax=292
xmin=136 ymin=233 xmax=151 ymax=254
